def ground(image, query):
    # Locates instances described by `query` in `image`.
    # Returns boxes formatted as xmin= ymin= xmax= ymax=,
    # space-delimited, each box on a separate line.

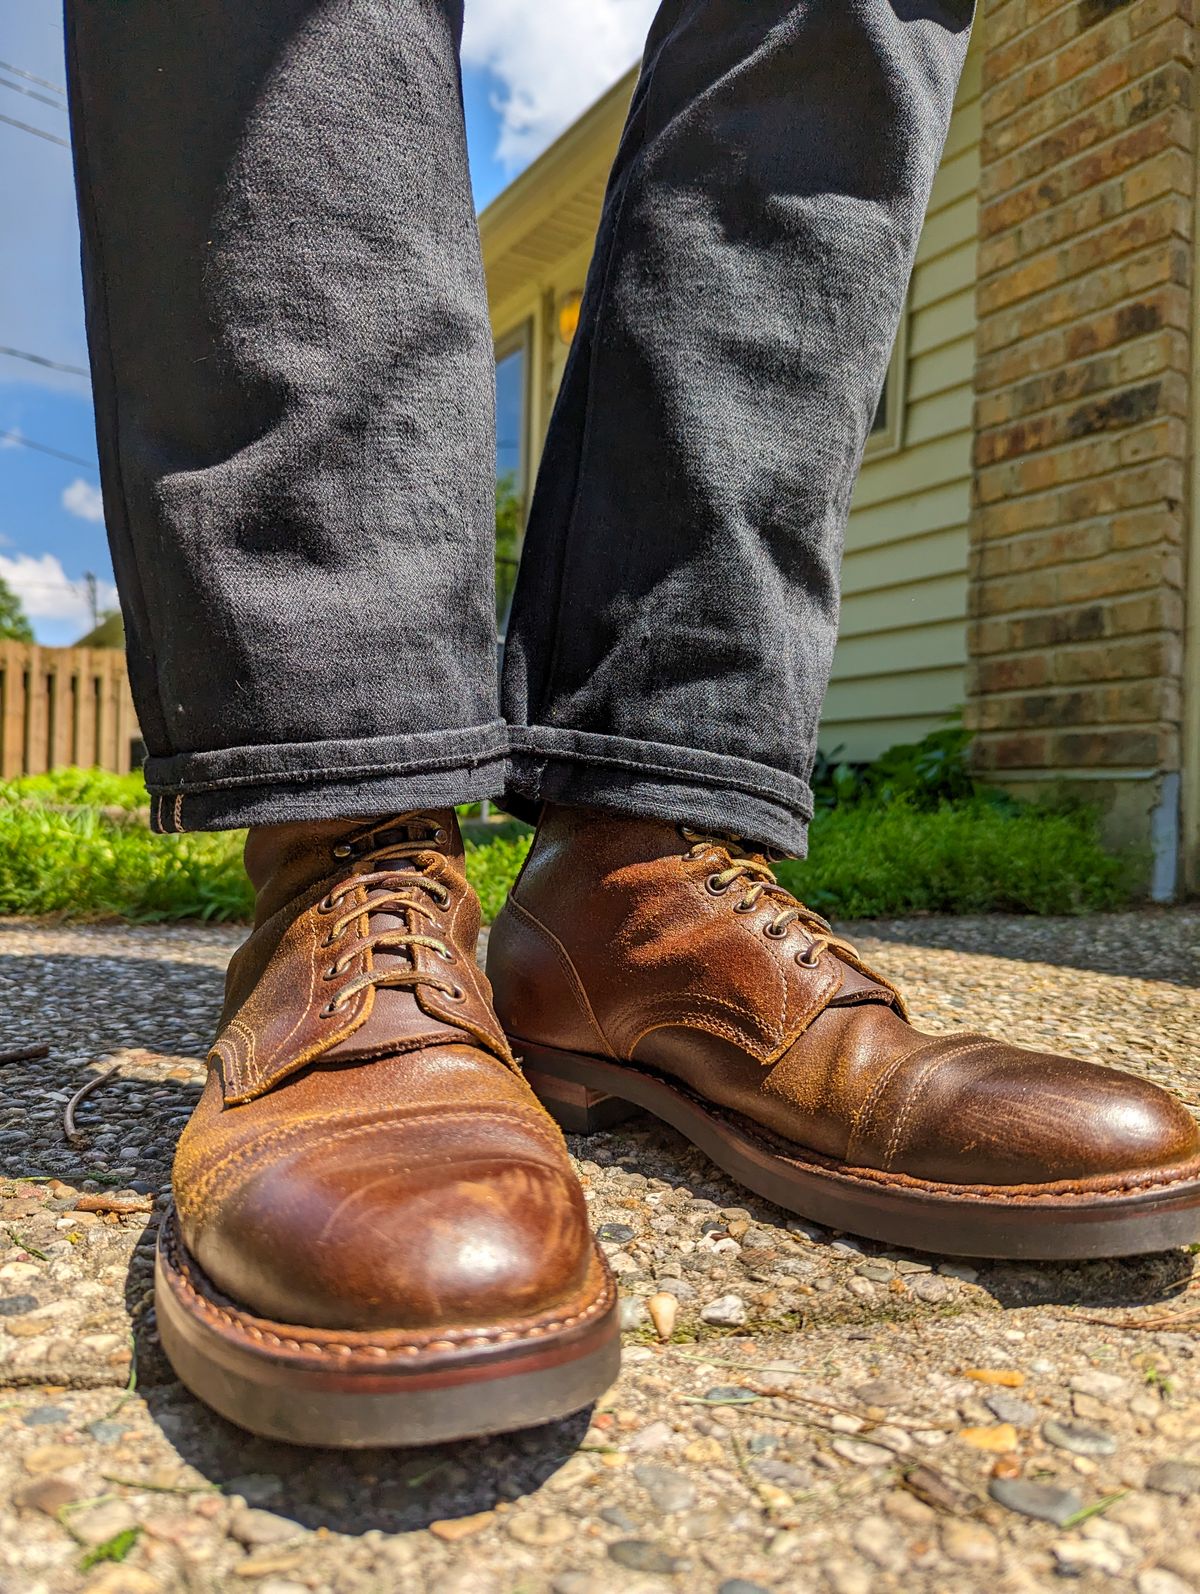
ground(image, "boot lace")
xmin=314 ymin=827 xmax=463 ymax=1018
xmin=681 ymin=828 xmax=861 ymax=970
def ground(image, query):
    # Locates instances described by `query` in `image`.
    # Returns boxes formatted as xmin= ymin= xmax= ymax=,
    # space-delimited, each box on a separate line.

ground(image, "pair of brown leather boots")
xmin=155 ymin=807 xmax=1200 ymax=1447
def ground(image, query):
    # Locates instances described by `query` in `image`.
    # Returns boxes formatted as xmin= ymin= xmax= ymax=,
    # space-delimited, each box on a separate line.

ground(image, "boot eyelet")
xmin=323 ymin=962 xmax=343 ymax=980
xmin=733 ymin=899 xmax=756 ymax=914
xmin=444 ymin=985 xmax=466 ymax=1003
xmin=763 ymin=922 xmax=788 ymax=939
xmin=437 ymin=946 xmax=456 ymax=963
xmin=796 ymin=948 xmax=820 ymax=967
xmin=319 ymin=999 xmax=342 ymax=1018
xmin=705 ymin=874 xmax=729 ymax=896
xmin=332 ymin=843 xmax=353 ymax=859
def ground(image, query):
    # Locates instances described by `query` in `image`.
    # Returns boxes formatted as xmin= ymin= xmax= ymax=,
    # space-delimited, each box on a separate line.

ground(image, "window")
xmin=495 ymin=330 xmax=528 ymax=497
xmin=494 ymin=323 xmax=532 ymax=626
xmin=863 ymin=296 xmax=908 ymax=460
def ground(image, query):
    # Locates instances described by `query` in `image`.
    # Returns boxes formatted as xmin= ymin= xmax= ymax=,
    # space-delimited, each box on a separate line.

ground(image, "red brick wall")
xmin=967 ymin=0 xmax=1195 ymax=886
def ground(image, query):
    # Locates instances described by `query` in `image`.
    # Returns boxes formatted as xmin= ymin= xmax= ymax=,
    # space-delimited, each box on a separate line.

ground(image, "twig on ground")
xmin=0 ymin=1042 xmax=50 ymax=1066
xmin=75 ymin=1191 xmax=154 ymax=1215
xmin=63 ymin=1064 xmax=119 ymax=1145
xmin=1061 ymin=1310 xmax=1200 ymax=1332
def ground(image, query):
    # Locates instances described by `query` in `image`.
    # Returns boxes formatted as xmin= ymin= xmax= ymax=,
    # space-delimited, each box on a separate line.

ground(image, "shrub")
xmin=777 ymin=796 xmax=1132 ymax=919
xmin=0 ymin=739 xmax=1134 ymax=925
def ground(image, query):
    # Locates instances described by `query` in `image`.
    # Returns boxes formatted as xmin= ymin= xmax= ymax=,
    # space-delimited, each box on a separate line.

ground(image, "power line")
xmin=0 ymin=430 xmax=95 ymax=468
xmin=0 ymin=111 xmax=69 ymax=147
xmin=0 ymin=345 xmax=89 ymax=378
xmin=0 ymin=60 xmax=66 ymax=97
xmin=0 ymin=75 xmax=67 ymax=113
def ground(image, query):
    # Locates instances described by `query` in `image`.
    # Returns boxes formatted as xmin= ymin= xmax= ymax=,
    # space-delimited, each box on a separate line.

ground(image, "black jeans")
xmin=65 ymin=0 xmax=971 ymax=854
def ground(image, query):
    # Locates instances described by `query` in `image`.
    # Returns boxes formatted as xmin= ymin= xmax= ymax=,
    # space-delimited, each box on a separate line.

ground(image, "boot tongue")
xmin=829 ymin=960 xmax=895 ymax=1005
xmin=244 ymin=809 xmax=461 ymax=926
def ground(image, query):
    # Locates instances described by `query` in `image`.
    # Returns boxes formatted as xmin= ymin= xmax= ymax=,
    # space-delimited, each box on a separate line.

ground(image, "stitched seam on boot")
xmin=881 ymin=1039 xmax=997 ymax=1172
xmin=503 ymin=897 xmax=612 ymax=1054
xmin=164 ymin=1215 xmax=615 ymax=1357
xmin=177 ymin=1105 xmax=569 ymax=1220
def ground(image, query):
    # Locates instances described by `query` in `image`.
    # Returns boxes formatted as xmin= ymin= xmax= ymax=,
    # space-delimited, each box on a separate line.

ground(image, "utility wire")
xmin=0 ymin=345 xmax=89 ymax=378
xmin=0 ymin=430 xmax=95 ymax=468
xmin=0 ymin=59 xmax=66 ymax=97
xmin=0 ymin=75 xmax=67 ymax=112
xmin=0 ymin=110 xmax=70 ymax=147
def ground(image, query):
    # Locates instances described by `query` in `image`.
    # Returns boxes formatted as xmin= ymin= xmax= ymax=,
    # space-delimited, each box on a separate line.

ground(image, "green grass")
xmin=0 ymin=765 xmax=1133 ymax=925
xmin=3 ymin=768 xmax=147 ymax=810
xmin=776 ymin=796 xmax=1132 ymax=918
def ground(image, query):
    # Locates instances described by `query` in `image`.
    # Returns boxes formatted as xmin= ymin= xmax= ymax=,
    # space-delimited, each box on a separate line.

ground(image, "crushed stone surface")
xmin=1 ymin=908 xmax=1199 ymax=1594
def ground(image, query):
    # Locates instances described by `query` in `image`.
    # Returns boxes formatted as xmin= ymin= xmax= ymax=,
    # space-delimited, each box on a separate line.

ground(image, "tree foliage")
xmin=0 ymin=574 xmax=33 ymax=643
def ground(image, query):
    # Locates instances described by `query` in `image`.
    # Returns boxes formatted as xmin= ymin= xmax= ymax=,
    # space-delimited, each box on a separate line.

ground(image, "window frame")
xmin=494 ymin=318 xmax=534 ymax=516
xmin=863 ymin=291 xmax=910 ymax=461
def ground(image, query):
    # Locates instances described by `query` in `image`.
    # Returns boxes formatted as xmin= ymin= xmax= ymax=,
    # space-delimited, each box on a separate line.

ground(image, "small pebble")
xmin=607 ymin=1541 xmax=686 ymax=1574
xmin=700 ymin=1294 xmax=747 ymax=1327
xmin=22 ymin=1405 xmax=69 ymax=1427
xmin=1146 ymin=1460 xmax=1200 ymax=1498
xmin=1043 ymin=1418 xmax=1118 ymax=1457
xmin=983 ymin=1392 xmax=1039 ymax=1426
xmin=506 ymin=1513 xmax=574 ymax=1547
xmin=988 ymin=1477 xmax=1083 ymax=1526
xmin=228 ymin=1509 xmax=301 ymax=1548
xmin=633 ymin=1463 xmax=697 ymax=1514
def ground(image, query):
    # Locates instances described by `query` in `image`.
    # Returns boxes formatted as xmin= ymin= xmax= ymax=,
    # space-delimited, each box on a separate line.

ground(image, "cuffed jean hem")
xmin=503 ymin=727 xmax=814 ymax=858
xmin=143 ymin=723 xmax=509 ymax=834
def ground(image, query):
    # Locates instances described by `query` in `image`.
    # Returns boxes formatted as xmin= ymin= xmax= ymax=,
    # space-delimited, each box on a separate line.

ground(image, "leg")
xmin=504 ymin=0 xmax=974 ymax=857
xmin=65 ymin=0 xmax=617 ymax=1444
xmin=489 ymin=2 xmax=1200 ymax=1259
xmin=67 ymin=0 xmax=505 ymax=834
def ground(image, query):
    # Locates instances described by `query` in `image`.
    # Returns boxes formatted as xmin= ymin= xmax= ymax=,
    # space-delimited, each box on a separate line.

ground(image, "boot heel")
xmin=522 ymin=1067 xmax=640 ymax=1135
xmin=522 ymin=1071 xmax=637 ymax=1134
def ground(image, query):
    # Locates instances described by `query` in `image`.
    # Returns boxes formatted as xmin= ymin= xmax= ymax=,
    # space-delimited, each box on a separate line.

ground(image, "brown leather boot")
xmin=488 ymin=807 xmax=1200 ymax=1259
xmin=155 ymin=810 xmax=618 ymax=1447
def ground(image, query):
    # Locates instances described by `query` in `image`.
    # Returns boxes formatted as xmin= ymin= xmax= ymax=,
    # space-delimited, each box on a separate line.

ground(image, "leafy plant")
xmin=811 ymin=722 xmax=987 ymax=812
xmin=0 ymin=573 xmax=33 ymax=643
xmin=777 ymin=796 xmax=1131 ymax=918
xmin=495 ymin=472 xmax=524 ymax=627
xmin=79 ymin=1527 xmax=140 ymax=1571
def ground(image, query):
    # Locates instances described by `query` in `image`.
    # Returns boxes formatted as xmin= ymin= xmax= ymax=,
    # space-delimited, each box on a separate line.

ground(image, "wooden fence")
xmin=0 ymin=643 xmax=141 ymax=779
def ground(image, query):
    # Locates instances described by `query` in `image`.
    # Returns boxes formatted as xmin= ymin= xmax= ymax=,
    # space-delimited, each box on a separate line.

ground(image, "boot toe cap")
xmin=185 ymin=1122 xmax=593 ymax=1331
xmin=895 ymin=1042 xmax=1200 ymax=1187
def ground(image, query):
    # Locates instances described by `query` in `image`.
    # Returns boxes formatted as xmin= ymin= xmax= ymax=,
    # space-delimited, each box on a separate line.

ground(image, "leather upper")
xmin=488 ymin=807 xmax=1200 ymax=1189
xmin=175 ymin=810 xmax=593 ymax=1330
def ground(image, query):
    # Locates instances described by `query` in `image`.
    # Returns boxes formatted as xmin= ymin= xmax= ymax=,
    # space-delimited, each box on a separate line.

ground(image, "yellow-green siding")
xmin=821 ymin=41 xmax=981 ymax=761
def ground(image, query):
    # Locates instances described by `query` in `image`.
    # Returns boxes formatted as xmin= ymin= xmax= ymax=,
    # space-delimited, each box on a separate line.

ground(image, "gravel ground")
xmin=2 ymin=907 xmax=1199 ymax=1594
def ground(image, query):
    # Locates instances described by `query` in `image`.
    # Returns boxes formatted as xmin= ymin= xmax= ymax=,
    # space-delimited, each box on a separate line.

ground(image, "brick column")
xmin=967 ymin=0 xmax=1196 ymax=895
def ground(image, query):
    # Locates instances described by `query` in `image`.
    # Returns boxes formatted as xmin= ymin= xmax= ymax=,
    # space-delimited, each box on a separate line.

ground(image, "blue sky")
xmin=1 ymin=1 xmax=652 ymax=643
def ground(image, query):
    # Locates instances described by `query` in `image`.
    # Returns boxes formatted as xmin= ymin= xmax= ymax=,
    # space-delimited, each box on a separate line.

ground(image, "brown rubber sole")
xmin=155 ymin=1208 xmax=621 ymax=1448
xmin=517 ymin=1039 xmax=1200 ymax=1261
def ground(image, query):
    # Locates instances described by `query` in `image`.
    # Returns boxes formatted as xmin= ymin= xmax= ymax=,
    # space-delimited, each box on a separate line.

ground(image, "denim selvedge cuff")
xmin=143 ymin=723 xmax=510 ymax=834
xmin=504 ymin=726 xmax=814 ymax=858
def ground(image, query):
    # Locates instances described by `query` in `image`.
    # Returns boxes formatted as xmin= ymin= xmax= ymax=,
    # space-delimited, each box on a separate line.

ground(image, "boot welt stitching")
xmin=582 ymin=1058 xmax=1200 ymax=1203
xmin=162 ymin=1216 xmax=615 ymax=1359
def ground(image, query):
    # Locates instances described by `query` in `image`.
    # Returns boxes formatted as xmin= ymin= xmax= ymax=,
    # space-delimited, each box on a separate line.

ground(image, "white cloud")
xmin=61 ymin=477 xmax=105 ymax=523
xmin=462 ymin=0 xmax=655 ymax=170
xmin=0 ymin=551 xmax=116 ymax=624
